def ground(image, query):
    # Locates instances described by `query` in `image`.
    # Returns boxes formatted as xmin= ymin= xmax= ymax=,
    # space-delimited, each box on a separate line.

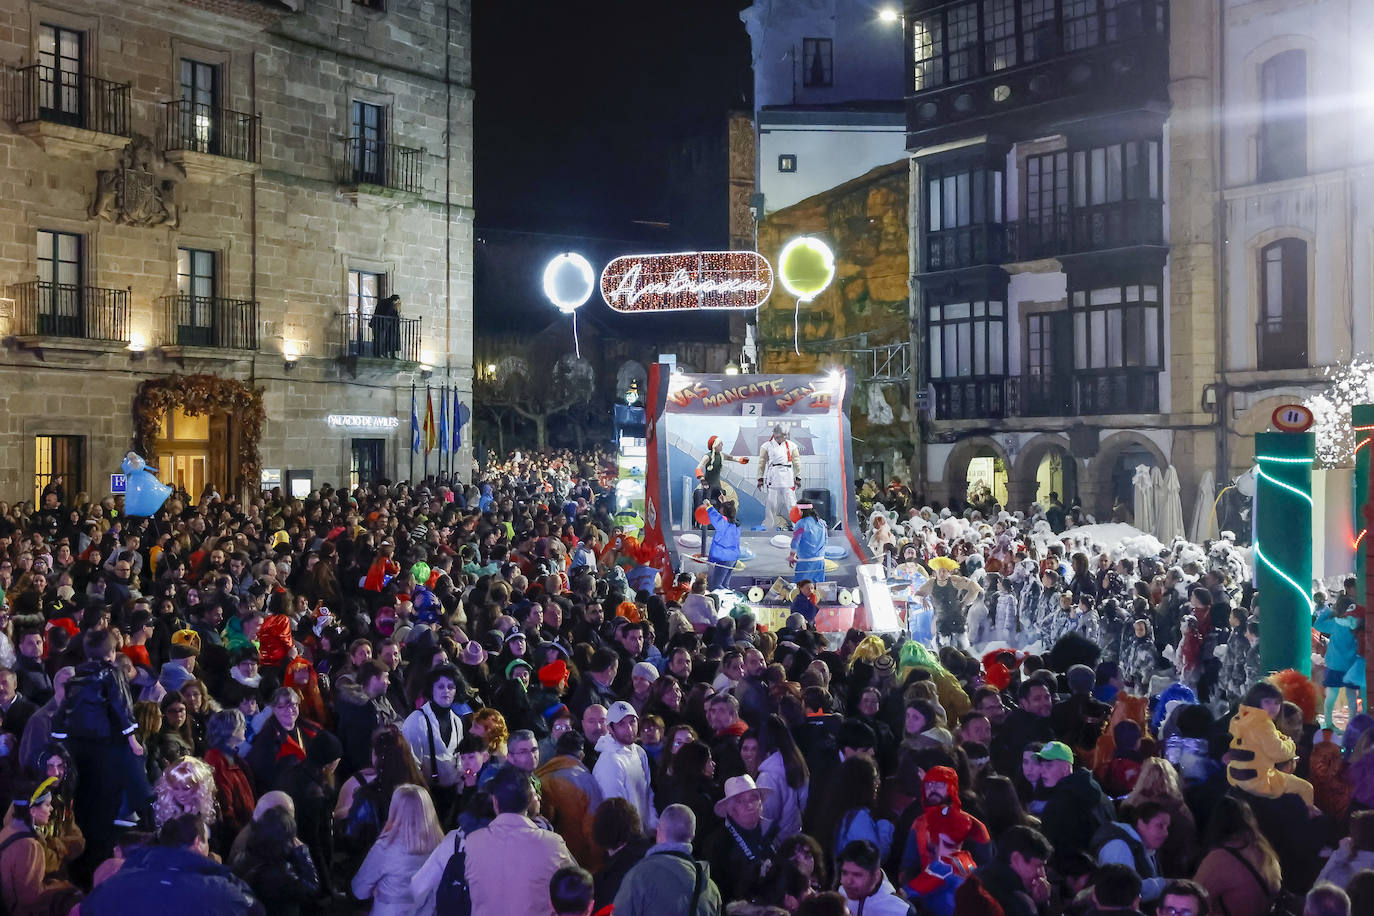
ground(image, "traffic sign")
xmin=1271 ymin=404 xmax=1314 ymax=433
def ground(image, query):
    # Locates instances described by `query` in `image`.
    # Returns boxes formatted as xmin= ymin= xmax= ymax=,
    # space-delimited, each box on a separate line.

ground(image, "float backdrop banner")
xmin=1353 ymin=404 xmax=1374 ymax=594
xmin=1253 ymin=430 xmax=1315 ymax=675
xmin=642 ymin=365 xmax=869 ymax=583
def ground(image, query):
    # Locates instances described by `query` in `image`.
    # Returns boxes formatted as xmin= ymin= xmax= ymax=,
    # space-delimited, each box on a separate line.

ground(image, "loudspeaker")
xmin=800 ymin=488 xmax=832 ymax=526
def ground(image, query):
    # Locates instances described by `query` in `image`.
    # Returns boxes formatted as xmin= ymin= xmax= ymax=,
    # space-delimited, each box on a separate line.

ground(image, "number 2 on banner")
xmin=742 ymin=402 xmax=761 ymax=417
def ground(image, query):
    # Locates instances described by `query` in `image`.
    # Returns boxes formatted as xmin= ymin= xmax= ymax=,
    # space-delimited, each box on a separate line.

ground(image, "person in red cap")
xmin=697 ymin=435 xmax=749 ymax=503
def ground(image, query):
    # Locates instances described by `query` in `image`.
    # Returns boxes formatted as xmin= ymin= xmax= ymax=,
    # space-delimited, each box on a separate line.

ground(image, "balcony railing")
xmin=5 ymin=65 xmax=130 ymax=136
xmin=932 ymin=377 xmax=1008 ymax=420
xmin=1074 ymin=369 xmax=1160 ymax=415
xmin=1008 ymin=201 xmax=1163 ymax=260
xmin=161 ymin=295 xmax=259 ymax=350
xmin=338 ymin=312 xmax=421 ymax=362
xmin=1070 ymin=199 xmax=1164 ymax=251
xmin=924 ymin=224 xmax=1007 ymax=272
xmin=338 ymin=137 xmax=424 ymax=193
xmin=1020 ymin=374 xmax=1075 ymax=417
xmin=1256 ymin=318 xmax=1308 ymax=371
xmin=162 ymin=100 xmax=260 ymax=163
xmin=10 ymin=281 xmax=129 ymax=342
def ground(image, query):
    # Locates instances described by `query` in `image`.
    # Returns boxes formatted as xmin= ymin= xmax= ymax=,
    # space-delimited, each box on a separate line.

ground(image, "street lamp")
xmin=878 ymin=7 xmax=901 ymax=25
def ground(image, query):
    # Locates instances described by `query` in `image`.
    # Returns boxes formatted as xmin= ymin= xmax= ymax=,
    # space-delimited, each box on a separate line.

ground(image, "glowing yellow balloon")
xmin=778 ymin=237 xmax=836 ymax=301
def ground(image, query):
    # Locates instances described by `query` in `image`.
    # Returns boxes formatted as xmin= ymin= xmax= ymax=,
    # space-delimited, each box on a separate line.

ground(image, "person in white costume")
xmin=756 ymin=425 xmax=801 ymax=530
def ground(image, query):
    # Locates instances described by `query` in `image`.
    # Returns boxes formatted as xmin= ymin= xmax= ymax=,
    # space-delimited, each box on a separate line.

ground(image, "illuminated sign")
xmin=600 ymin=251 xmax=773 ymax=313
xmin=665 ymin=372 xmax=843 ymax=415
xmin=778 ymin=237 xmax=836 ymax=301
xmin=326 ymin=414 xmax=400 ymax=430
xmin=542 ymin=253 xmax=595 ymax=313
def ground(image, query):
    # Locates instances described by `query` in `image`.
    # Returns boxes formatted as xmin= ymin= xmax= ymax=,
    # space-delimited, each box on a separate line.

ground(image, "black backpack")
xmin=435 ymin=827 xmax=483 ymax=915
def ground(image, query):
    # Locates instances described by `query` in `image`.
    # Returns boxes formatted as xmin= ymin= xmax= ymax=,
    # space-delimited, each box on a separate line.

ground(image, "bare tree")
xmin=474 ymin=354 xmax=595 ymax=450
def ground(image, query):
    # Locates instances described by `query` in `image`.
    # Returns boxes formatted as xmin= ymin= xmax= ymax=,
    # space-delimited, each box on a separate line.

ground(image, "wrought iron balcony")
xmin=338 ymin=137 xmax=424 ymax=193
xmin=924 ymin=224 xmax=1007 ymax=272
xmin=9 ymin=281 xmax=129 ymax=342
xmin=161 ymin=295 xmax=259 ymax=350
xmin=1256 ymin=318 xmax=1308 ymax=371
xmin=5 ymin=65 xmax=130 ymax=136
xmin=337 ymin=312 xmax=421 ymax=362
xmin=1008 ymin=201 xmax=1163 ymax=261
xmin=932 ymin=377 xmax=1008 ymax=420
xmin=1074 ymin=369 xmax=1160 ymax=415
xmin=162 ymin=100 xmax=260 ymax=163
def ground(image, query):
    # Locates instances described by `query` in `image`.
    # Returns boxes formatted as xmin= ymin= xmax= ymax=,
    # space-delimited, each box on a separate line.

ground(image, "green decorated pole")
xmin=1353 ymin=405 xmax=1374 ymax=588
xmin=1253 ymin=431 xmax=1315 ymax=675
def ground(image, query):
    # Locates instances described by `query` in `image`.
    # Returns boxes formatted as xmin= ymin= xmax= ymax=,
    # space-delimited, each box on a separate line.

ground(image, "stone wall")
xmin=0 ymin=0 xmax=473 ymax=499
xmin=756 ymin=159 xmax=912 ymax=465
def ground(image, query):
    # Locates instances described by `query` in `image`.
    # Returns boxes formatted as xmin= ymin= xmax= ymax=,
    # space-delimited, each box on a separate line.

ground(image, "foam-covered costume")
xmin=757 ymin=426 xmax=801 ymax=529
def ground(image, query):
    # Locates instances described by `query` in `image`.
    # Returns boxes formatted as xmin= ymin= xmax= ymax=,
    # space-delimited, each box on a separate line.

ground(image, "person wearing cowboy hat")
xmin=914 ymin=556 xmax=983 ymax=651
xmin=704 ymin=773 xmax=776 ymax=901
xmin=757 ymin=425 xmax=801 ymax=531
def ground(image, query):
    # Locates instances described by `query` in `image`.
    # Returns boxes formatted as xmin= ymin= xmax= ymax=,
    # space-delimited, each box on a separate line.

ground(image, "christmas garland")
xmin=132 ymin=374 xmax=266 ymax=492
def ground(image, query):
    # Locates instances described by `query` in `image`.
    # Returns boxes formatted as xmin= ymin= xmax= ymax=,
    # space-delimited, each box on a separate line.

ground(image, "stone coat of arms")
xmin=90 ymin=134 xmax=184 ymax=228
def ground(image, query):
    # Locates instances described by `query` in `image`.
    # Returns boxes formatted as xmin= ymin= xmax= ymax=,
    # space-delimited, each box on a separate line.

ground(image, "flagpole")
xmin=409 ymin=382 xmax=415 ymax=485
xmin=423 ymin=383 xmax=430 ymax=483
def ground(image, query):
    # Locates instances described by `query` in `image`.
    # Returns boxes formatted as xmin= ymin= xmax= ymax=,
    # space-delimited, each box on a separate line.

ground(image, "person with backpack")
xmin=613 ymin=803 xmax=722 ymax=916
xmin=411 ymin=764 xmax=574 ymax=915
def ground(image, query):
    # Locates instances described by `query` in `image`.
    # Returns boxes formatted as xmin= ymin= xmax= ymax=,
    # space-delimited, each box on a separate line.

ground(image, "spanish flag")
xmin=423 ymin=389 xmax=437 ymax=454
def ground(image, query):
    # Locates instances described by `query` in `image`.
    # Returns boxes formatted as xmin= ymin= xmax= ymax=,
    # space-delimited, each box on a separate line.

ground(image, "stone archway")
xmin=1012 ymin=433 xmax=1083 ymax=511
xmin=943 ymin=435 xmax=1011 ymax=511
xmin=1089 ymin=431 xmax=1169 ymax=521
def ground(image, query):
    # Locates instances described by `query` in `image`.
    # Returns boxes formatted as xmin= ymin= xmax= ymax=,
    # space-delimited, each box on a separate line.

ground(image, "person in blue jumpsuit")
xmin=703 ymin=499 xmax=742 ymax=591
xmin=789 ymin=504 xmax=828 ymax=583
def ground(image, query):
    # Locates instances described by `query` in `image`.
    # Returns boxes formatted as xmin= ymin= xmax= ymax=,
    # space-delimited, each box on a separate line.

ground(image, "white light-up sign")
xmin=327 ymin=415 xmax=400 ymax=430
xmin=600 ymin=251 xmax=773 ymax=313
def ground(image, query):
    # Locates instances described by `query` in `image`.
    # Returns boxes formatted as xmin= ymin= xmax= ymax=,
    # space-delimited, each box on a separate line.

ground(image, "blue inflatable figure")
xmin=121 ymin=451 xmax=172 ymax=518
xmin=789 ymin=504 xmax=828 ymax=583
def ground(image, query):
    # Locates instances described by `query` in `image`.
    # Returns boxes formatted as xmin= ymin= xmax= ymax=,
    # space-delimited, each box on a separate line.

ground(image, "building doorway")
xmin=351 ymin=439 xmax=385 ymax=489
xmin=1033 ymin=446 xmax=1077 ymax=507
xmin=1109 ymin=446 xmax=1159 ymax=516
xmin=965 ymin=451 xmax=1008 ymax=510
xmin=156 ymin=407 xmax=231 ymax=502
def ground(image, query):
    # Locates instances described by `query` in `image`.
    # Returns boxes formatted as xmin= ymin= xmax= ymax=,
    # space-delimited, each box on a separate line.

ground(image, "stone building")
xmin=755 ymin=159 xmax=913 ymax=481
xmin=1189 ymin=0 xmax=1374 ymax=477
xmin=902 ymin=0 xmax=1191 ymax=519
xmin=0 ymin=0 xmax=473 ymax=504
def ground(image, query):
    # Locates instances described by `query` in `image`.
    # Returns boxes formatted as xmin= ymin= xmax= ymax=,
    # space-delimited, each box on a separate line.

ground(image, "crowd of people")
xmin=0 ymin=449 xmax=1369 ymax=916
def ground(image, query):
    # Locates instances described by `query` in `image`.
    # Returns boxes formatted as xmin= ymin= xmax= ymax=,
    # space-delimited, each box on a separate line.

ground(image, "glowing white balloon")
xmin=543 ymin=253 xmax=595 ymax=313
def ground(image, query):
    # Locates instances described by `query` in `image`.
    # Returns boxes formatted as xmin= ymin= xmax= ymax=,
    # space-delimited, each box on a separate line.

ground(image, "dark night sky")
xmin=472 ymin=0 xmax=754 ymax=339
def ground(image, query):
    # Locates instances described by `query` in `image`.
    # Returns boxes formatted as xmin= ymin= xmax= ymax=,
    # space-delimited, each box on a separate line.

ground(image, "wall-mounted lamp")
xmin=724 ymin=362 xmax=740 ymax=376
xmin=420 ymin=363 xmax=434 ymax=379
xmin=128 ymin=332 xmax=147 ymax=360
xmin=284 ymin=341 xmax=300 ymax=370
xmin=1201 ymin=384 xmax=1219 ymax=414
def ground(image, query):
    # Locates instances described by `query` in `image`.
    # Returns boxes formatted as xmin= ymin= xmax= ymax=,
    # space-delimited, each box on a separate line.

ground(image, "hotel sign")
xmin=600 ymin=251 xmax=773 ymax=313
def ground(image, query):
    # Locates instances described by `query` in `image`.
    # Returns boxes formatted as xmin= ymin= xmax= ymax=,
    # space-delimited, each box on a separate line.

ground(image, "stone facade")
xmin=0 ymin=0 xmax=473 ymax=501
xmin=756 ymin=159 xmax=912 ymax=475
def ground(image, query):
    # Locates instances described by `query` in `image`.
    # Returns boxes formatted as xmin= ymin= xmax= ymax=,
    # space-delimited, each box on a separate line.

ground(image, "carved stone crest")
xmin=90 ymin=134 xmax=185 ymax=228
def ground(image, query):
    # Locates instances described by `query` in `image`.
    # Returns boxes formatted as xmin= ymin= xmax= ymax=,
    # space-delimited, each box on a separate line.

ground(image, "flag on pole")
xmin=411 ymin=387 xmax=420 ymax=455
xmin=454 ymin=391 xmax=469 ymax=450
xmin=423 ymin=390 xmax=437 ymax=454
xmin=438 ymin=386 xmax=449 ymax=455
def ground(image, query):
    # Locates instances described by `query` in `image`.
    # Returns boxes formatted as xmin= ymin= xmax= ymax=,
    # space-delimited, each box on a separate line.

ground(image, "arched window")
xmin=1257 ymin=238 xmax=1308 ymax=370
xmin=1258 ymin=50 xmax=1306 ymax=181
